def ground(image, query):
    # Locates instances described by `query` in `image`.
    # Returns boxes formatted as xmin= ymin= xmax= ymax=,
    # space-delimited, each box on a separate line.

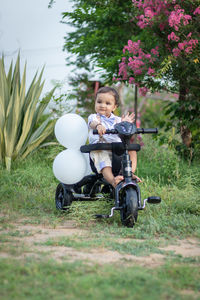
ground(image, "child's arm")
xmin=89 ymin=115 xmax=106 ymax=136
xmin=89 ymin=115 xmax=101 ymax=129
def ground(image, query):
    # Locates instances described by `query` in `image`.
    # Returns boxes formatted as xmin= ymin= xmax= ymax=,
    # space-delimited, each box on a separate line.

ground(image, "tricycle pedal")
xmin=94 ymin=206 xmax=122 ymax=219
xmin=147 ymin=196 xmax=161 ymax=204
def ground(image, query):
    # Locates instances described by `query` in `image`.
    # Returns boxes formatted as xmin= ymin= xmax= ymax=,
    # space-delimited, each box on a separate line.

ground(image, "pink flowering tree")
xmin=117 ymin=0 xmax=200 ymax=153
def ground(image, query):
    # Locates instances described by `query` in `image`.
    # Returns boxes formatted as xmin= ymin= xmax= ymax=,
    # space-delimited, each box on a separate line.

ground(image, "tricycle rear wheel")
xmin=55 ymin=183 xmax=73 ymax=210
xmin=120 ymin=188 xmax=138 ymax=227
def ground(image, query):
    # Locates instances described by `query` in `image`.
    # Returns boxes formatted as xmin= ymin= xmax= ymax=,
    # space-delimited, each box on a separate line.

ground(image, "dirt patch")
xmin=159 ymin=239 xmax=200 ymax=257
xmin=14 ymin=223 xmax=86 ymax=244
xmin=179 ymin=289 xmax=200 ymax=299
xmin=1 ymin=222 xmax=200 ymax=267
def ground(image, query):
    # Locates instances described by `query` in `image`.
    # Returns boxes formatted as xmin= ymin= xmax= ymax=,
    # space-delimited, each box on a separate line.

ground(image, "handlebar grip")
xmin=136 ymin=128 xmax=158 ymax=134
xmin=93 ymin=129 xmax=117 ymax=134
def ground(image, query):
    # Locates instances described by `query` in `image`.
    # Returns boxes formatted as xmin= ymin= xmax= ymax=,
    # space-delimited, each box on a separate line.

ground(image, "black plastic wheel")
xmin=55 ymin=183 xmax=73 ymax=210
xmin=120 ymin=188 xmax=138 ymax=227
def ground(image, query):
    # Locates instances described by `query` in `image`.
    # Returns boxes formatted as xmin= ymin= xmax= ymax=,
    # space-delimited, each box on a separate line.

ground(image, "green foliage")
xmin=67 ymin=73 xmax=97 ymax=118
xmin=62 ymin=0 xmax=138 ymax=82
xmin=139 ymin=99 xmax=168 ymax=128
xmin=163 ymin=96 xmax=200 ymax=159
xmin=0 ymin=54 xmax=56 ymax=171
xmin=137 ymin=135 xmax=181 ymax=183
xmin=48 ymin=79 xmax=76 ymax=118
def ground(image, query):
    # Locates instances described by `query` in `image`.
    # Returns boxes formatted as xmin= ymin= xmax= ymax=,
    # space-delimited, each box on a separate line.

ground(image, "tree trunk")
xmin=179 ymin=82 xmax=192 ymax=148
xmin=118 ymin=83 xmax=125 ymax=114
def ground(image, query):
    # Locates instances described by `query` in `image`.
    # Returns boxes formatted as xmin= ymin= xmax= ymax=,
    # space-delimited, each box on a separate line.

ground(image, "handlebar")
xmin=136 ymin=128 xmax=158 ymax=134
xmin=93 ymin=128 xmax=158 ymax=135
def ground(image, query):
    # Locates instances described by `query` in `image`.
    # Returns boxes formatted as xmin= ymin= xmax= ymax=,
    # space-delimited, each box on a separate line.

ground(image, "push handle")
xmin=93 ymin=128 xmax=158 ymax=134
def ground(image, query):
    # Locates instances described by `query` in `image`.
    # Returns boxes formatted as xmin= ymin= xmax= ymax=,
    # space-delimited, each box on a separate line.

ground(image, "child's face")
xmin=95 ymin=92 xmax=117 ymax=117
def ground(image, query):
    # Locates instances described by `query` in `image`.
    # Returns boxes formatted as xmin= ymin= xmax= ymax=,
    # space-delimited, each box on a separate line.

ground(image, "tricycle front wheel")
xmin=120 ymin=188 xmax=138 ymax=227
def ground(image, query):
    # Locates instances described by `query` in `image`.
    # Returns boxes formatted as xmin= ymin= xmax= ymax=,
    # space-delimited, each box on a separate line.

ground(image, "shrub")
xmin=0 ymin=53 xmax=56 ymax=171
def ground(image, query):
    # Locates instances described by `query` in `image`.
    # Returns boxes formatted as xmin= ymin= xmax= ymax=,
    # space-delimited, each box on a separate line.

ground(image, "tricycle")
xmin=55 ymin=121 xmax=161 ymax=227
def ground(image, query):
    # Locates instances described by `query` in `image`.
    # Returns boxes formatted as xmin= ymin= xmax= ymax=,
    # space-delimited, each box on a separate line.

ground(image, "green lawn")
xmin=0 ymin=138 xmax=200 ymax=299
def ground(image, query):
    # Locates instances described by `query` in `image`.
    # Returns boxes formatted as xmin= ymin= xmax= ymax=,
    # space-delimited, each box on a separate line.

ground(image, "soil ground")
xmin=1 ymin=220 xmax=200 ymax=267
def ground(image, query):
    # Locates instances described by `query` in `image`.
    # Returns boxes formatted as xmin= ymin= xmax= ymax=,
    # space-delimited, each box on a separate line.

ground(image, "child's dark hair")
xmin=95 ymin=86 xmax=119 ymax=106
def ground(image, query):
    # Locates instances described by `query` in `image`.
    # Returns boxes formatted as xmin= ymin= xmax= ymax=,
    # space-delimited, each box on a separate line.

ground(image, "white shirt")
xmin=88 ymin=113 xmax=122 ymax=144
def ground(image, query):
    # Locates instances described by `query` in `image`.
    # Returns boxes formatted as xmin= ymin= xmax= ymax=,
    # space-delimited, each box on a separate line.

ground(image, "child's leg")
xmin=90 ymin=150 xmax=123 ymax=187
xmin=129 ymin=150 xmax=137 ymax=173
xmin=129 ymin=150 xmax=142 ymax=182
xmin=101 ymin=167 xmax=123 ymax=187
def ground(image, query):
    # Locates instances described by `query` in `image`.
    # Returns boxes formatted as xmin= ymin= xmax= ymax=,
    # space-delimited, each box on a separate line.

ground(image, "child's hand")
xmin=121 ymin=112 xmax=135 ymax=123
xmin=96 ymin=124 xmax=106 ymax=136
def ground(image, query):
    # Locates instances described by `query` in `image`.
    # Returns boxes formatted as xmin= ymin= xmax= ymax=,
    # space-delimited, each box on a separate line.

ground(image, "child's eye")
xmin=106 ymin=102 xmax=111 ymax=105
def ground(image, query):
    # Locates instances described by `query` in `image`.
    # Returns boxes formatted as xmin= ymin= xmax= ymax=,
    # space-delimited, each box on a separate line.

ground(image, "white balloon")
xmin=83 ymin=153 xmax=93 ymax=176
xmin=53 ymin=149 xmax=87 ymax=184
xmin=55 ymin=113 xmax=88 ymax=149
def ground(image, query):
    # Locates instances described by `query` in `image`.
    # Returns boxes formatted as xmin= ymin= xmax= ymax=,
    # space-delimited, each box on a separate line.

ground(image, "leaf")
xmin=0 ymin=52 xmax=55 ymax=170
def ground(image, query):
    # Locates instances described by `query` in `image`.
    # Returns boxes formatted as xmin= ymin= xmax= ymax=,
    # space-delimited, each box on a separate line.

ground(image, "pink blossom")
xmin=172 ymin=48 xmax=181 ymax=57
xmin=123 ymin=40 xmax=141 ymax=55
xmin=188 ymin=39 xmax=198 ymax=46
xmin=177 ymin=39 xmax=198 ymax=54
xmin=147 ymin=67 xmax=155 ymax=75
xmin=178 ymin=42 xmax=186 ymax=50
xmin=128 ymin=57 xmax=145 ymax=71
xmin=118 ymin=62 xmax=128 ymax=80
xmin=151 ymin=47 xmax=159 ymax=56
xmin=173 ymin=93 xmax=179 ymax=99
xmin=134 ymin=69 xmax=143 ymax=75
xmin=193 ymin=7 xmax=200 ymax=15
xmin=129 ymin=77 xmax=135 ymax=84
xmin=137 ymin=15 xmax=150 ymax=28
xmin=183 ymin=15 xmax=192 ymax=26
xmin=144 ymin=7 xmax=154 ymax=18
xmin=117 ymin=1 xmax=198 ymax=84
xmin=168 ymin=32 xmax=180 ymax=41
xmin=145 ymin=53 xmax=151 ymax=60
xmin=185 ymin=47 xmax=193 ymax=54
xmin=139 ymin=87 xmax=148 ymax=96
xmin=168 ymin=6 xmax=191 ymax=31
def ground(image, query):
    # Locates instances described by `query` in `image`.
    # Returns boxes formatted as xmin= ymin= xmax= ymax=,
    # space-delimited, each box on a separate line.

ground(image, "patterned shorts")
xmin=90 ymin=150 xmax=112 ymax=173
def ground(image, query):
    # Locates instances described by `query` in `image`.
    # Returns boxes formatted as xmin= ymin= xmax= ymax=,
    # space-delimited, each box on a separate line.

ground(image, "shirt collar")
xmin=97 ymin=113 xmax=115 ymax=119
xmin=98 ymin=113 xmax=116 ymax=126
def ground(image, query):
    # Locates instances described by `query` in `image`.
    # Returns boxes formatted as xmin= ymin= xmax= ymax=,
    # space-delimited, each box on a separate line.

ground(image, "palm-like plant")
xmin=0 ymin=54 xmax=56 ymax=171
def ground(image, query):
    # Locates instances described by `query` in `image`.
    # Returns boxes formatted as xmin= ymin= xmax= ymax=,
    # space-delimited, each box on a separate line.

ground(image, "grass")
xmin=0 ymin=139 xmax=200 ymax=299
xmin=0 ymin=138 xmax=199 ymax=239
xmin=42 ymin=235 xmax=166 ymax=256
xmin=0 ymin=258 xmax=200 ymax=300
